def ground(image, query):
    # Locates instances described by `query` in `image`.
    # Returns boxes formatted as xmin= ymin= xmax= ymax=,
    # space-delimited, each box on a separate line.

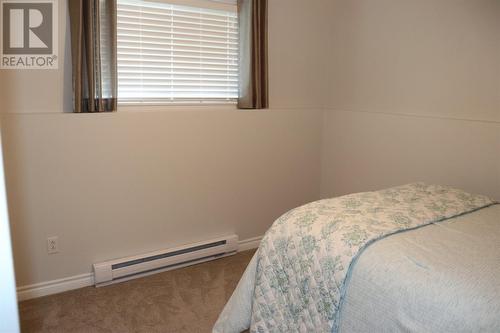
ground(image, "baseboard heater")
xmin=93 ymin=234 xmax=239 ymax=287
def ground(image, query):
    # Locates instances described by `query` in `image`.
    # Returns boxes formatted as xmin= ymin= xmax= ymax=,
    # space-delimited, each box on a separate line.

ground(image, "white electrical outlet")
xmin=47 ymin=236 xmax=59 ymax=254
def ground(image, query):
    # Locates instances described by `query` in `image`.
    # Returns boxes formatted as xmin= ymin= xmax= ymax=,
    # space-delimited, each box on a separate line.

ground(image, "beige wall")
xmin=321 ymin=110 xmax=500 ymax=199
xmin=0 ymin=0 xmax=329 ymax=286
xmin=326 ymin=0 xmax=500 ymax=121
xmin=321 ymin=0 xmax=500 ymax=200
xmin=2 ymin=0 xmax=499 ymax=287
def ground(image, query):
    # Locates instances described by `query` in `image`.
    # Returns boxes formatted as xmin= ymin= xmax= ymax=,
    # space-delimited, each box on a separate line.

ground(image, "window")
xmin=117 ymin=0 xmax=239 ymax=104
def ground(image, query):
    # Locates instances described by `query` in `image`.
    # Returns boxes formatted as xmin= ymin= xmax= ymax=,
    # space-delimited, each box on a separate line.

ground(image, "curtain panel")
xmin=237 ymin=0 xmax=269 ymax=109
xmin=68 ymin=0 xmax=117 ymax=113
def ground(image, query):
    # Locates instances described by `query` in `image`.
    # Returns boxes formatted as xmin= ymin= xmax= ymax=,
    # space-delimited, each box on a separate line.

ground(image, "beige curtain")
xmin=237 ymin=0 xmax=268 ymax=109
xmin=68 ymin=0 xmax=117 ymax=113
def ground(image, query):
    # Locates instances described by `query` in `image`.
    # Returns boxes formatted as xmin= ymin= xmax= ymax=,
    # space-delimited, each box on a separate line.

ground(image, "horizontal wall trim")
xmin=326 ymin=108 xmax=500 ymax=125
xmin=237 ymin=235 xmax=262 ymax=252
xmin=0 ymin=107 xmax=325 ymax=116
xmin=16 ymin=273 xmax=93 ymax=302
xmin=16 ymin=235 xmax=262 ymax=302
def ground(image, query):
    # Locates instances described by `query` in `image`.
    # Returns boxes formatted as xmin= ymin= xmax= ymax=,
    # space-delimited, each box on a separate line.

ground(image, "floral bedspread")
xmin=249 ymin=183 xmax=496 ymax=332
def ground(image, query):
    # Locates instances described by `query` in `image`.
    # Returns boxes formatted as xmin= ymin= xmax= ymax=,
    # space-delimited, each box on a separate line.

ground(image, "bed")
xmin=213 ymin=183 xmax=500 ymax=333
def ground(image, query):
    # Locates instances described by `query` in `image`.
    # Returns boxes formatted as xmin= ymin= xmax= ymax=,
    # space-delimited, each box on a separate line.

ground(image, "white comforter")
xmin=339 ymin=204 xmax=500 ymax=332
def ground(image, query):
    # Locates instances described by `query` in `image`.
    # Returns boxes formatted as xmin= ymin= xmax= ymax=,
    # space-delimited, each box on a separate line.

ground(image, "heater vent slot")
xmin=112 ymin=240 xmax=227 ymax=269
xmin=117 ymin=253 xmax=226 ymax=281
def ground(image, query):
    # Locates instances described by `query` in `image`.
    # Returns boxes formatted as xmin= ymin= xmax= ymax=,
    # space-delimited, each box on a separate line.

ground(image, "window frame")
xmin=116 ymin=0 xmax=240 ymax=107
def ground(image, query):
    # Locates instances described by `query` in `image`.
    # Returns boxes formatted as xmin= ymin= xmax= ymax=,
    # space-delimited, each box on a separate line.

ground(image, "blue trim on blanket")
xmin=333 ymin=202 xmax=499 ymax=333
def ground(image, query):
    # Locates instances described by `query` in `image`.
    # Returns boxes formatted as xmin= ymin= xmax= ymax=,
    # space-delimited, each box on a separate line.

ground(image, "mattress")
xmin=339 ymin=204 xmax=500 ymax=332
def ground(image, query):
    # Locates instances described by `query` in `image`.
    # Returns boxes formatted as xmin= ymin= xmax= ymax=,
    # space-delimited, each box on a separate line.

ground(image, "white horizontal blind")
xmin=117 ymin=0 xmax=239 ymax=104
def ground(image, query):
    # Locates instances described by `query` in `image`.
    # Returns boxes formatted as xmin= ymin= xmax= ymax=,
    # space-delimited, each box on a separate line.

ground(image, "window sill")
xmin=118 ymin=101 xmax=238 ymax=112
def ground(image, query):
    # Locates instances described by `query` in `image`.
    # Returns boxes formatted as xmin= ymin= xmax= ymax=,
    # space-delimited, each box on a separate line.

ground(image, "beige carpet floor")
xmin=19 ymin=250 xmax=255 ymax=333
